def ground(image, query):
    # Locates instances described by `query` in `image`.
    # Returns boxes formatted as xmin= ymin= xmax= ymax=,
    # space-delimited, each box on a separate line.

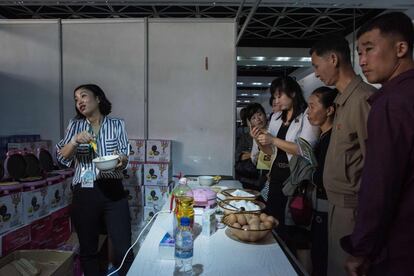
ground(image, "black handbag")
xmin=235 ymin=159 xmax=259 ymax=179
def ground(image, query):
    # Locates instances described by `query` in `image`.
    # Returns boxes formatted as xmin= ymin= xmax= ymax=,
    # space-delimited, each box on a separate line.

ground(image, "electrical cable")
xmin=107 ymin=209 xmax=171 ymax=276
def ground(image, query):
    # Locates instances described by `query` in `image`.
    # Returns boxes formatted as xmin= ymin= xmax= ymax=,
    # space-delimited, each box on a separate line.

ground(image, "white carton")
xmin=124 ymin=185 xmax=142 ymax=207
xmin=129 ymin=139 xmax=146 ymax=162
xmin=144 ymin=182 xmax=173 ymax=208
xmin=22 ymin=184 xmax=50 ymax=224
xmin=123 ymin=162 xmax=142 ymax=186
xmin=145 ymin=140 xmax=171 ymax=163
xmin=143 ymin=206 xmax=159 ymax=222
xmin=0 ymin=191 xmax=24 ymax=234
xmin=143 ymin=163 xmax=172 ymax=186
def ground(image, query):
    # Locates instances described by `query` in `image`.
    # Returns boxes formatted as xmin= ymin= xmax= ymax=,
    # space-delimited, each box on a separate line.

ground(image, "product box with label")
xmin=144 ymin=182 xmax=174 ymax=208
xmin=143 ymin=163 xmax=172 ymax=186
xmin=0 ymin=225 xmax=31 ymax=257
xmin=0 ymin=185 xmax=24 ymax=235
xmin=143 ymin=206 xmax=159 ymax=223
xmin=7 ymin=140 xmax=52 ymax=153
xmin=22 ymin=181 xmax=50 ymax=224
xmin=123 ymin=162 xmax=142 ymax=186
xmin=47 ymin=177 xmax=65 ymax=212
xmin=130 ymin=206 xmax=143 ymax=226
xmin=0 ymin=249 xmax=74 ymax=276
xmin=145 ymin=140 xmax=171 ymax=163
xmin=129 ymin=139 xmax=146 ymax=162
xmin=124 ymin=185 xmax=142 ymax=208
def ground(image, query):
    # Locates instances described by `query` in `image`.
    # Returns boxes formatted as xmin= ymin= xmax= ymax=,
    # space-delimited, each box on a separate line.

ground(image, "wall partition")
xmin=0 ymin=18 xmax=236 ymax=176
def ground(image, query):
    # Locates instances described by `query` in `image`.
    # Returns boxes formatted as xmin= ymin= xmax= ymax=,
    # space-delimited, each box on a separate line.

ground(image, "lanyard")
xmin=88 ymin=120 xmax=102 ymax=156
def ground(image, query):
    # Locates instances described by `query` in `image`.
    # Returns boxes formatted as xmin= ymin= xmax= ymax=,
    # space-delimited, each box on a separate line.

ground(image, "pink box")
xmin=30 ymin=215 xmax=53 ymax=243
xmin=144 ymin=182 xmax=173 ymax=208
xmin=0 ymin=183 xmax=24 ymax=234
xmin=0 ymin=225 xmax=31 ymax=257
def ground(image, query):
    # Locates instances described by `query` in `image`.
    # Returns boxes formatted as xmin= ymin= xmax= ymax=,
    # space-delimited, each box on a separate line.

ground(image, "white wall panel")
xmin=0 ymin=20 xmax=61 ymax=145
xmin=148 ymin=19 xmax=236 ymax=176
xmin=62 ymin=19 xmax=146 ymax=139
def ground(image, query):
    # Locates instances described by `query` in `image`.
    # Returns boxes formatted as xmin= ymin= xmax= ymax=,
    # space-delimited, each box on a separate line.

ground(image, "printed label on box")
xmin=143 ymin=163 xmax=172 ymax=186
xmin=23 ymin=186 xmax=50 ymax=224
xmin=146 ymin=140 xmax=171 ymax=163
xmin=0 ymin=192 xmax=24 ymax=235
xmin=129 ymin=139 xmax=146 ymax=162
xmin=124 ymin=185 xmax=142 ymax=207
xmin=143 ymin=206 xmax=159 ymax=222
xmin=48 ymin=181 xmax=65 ymax=212
xmin=144 ymin=183 xmax=173 ymax=208
xmin=123 ymin=162 xmax=142 ymax=186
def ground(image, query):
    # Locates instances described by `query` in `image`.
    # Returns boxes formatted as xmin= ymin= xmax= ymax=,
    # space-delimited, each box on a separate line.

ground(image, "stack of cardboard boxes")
xmin=127 ymin=139 xmax=174 ymax=227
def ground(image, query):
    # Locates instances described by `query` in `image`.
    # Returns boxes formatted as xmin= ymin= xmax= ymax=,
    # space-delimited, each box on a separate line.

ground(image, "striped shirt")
xmin=56 ymin=116 xmax=130 ymax=185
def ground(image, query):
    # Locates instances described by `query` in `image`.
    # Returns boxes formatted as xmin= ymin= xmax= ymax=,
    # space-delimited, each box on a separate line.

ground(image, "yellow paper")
xmin=256 ymin=151 xmax=271 ymax=170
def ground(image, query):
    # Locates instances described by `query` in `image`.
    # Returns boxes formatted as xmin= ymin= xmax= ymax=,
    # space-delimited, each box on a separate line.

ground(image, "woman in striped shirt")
xmin=56 ymin=84 xmax=133 ymax=276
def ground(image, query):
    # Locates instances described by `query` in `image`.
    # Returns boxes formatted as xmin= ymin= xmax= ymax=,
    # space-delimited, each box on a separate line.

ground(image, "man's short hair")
xmin=357 ymin=12 xmax=414 ymax=53
xmin=309 ymin=36 xmax=351 ymax=65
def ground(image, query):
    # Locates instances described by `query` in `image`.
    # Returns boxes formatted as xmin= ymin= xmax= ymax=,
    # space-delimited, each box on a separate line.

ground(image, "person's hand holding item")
xmin=257 ymin=133 xmax=274 ymax=146
xmin=114 ymin=150 xmax=128 ymax=170
xmin=74 ymin=131 xmax=94 ymax=144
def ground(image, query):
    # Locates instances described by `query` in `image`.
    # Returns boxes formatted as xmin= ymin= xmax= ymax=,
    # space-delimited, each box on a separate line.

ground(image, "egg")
xmin=260 ymin=213 xmax=268 ymax=222
xmin=266 ymin=215 xmax=276 ymax=225
xmin=236 ymin=214 xmax=247 ymax=225
xmin=226 ymin=214 xmax=237 ymax=225
xmin=242 ymin=225 xmax=250 ymax=230
xmin=244 ymin=214 xmax=252 ymax=221
xmin=259 ymin=222 xmax=266 ymax=230
xmin=232 ymin=222 xmax=241 ymax=229
xmin=249 ymin=222 xmax=260 ymax=230
xmin=248 ymin=217 xmax=260 ymax=226
xmin=263 ymin=220 xmax=273 ymax=229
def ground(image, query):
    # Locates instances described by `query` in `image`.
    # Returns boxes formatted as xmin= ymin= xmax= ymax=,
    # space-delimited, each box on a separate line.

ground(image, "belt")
xmin=314 ymin=198 xmax=329 ymax=212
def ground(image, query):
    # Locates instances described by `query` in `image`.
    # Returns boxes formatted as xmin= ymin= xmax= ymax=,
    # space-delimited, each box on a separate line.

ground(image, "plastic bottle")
xmin=172 ymin=177 xmax=194 ymax=236
xmin=175 ymin=217 xmax=193 ymax=275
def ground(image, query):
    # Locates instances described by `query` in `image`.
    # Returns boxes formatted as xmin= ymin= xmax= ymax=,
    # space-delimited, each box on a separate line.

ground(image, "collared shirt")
xmin=342 ymin=69 xmax=414 ymax=268
xmin=56 ymin=116 xmax=130 ymax=185
xmin=323 ymin=75 xmax=376 ymax=208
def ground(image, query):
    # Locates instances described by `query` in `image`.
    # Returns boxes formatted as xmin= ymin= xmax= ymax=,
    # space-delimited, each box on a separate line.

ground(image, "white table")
xmin=128 ymin=180 xmax=301 ymax=276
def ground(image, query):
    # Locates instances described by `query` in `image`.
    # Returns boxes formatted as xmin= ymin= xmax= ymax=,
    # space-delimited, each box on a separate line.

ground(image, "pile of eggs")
xmin=224 ymin=212 xmax=277 ymax=231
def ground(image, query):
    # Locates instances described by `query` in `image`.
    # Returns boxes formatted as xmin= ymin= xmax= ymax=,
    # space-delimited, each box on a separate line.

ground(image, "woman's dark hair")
xmin=245 ymin=103 xmax=266 ymax=122
xmin=74 ymin=84 xmax=112 ymax=119
xmin=311 ymin=86 xmax=338 ymax=109
xmin=270 ymin=76 xmax=307 ymax=123
xmin=268 ymin=95 xmax=274 ymax=107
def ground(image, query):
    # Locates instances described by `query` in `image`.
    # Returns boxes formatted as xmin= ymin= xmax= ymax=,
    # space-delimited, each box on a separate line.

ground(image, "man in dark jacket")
xmin=341 ymin=12 xmax=414 ymax=276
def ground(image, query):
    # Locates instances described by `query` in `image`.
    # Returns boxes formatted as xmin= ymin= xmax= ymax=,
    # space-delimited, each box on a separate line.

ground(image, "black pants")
xmin=72 ymin=179 xmax=134 ymax=276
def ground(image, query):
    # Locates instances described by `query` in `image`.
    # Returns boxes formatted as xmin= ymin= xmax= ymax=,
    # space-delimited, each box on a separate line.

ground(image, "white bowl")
xmin=92 ymin=155 xmax=119 ymax=171
xmin=199 ymin=176 xmax=214 ymax=186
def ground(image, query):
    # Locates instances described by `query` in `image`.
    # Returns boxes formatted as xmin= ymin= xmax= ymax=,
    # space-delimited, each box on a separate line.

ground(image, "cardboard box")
xmin=22 ymin=184 xmax=50 ymax=224
xmin=145 ymin=140 xmax=171 ymax=163
xmin=129 ymin=206 xmax=143 ymax=226
xmin=144 ymin=182 xmax=173 ymax=208
xmin=0 ymin=191 xmax=24 ymax=235
xmin=129 ymin=139 xmax=146 ymax=162
xmin=143 ymin=163 xmax=172 ymax=186
xmin=123 ymin=162 xmax=142 ymax=186
xmin=0 ymin=225 xmax=31 ymax=257
xmin=143 ymin=206 xmax=159 ymax=223
xmin=47 ymin=179 xmax=65 ymax=212
xmin=61 ymin=177 xmax=73 ymax=207
xmin=30 ymin=216 xmax=52 ymax=243
xmin=7 ymin=140 xmax=52 ymax=154
xmin=124 ymin=185 xmax=142 ymax=208
xmin=0 ymin=249 xmax=74 ymax=276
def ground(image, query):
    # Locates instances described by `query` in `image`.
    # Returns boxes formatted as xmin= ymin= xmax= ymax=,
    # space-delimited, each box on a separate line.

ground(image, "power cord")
xmin=107 ymin=209 xmax=172 ymax=276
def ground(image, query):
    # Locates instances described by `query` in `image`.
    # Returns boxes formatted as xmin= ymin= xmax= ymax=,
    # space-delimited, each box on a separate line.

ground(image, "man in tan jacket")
xmin=310 ymin=37 xmax=376 ymax=276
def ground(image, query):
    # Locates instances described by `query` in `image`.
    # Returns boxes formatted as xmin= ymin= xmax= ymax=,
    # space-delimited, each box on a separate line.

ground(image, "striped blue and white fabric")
xmin=56 ymin=116 xmax=130 ymax=185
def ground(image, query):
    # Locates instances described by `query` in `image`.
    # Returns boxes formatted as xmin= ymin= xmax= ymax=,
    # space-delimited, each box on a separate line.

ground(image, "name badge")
xmin=81 ymin=169 xmax=95 ymax=188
